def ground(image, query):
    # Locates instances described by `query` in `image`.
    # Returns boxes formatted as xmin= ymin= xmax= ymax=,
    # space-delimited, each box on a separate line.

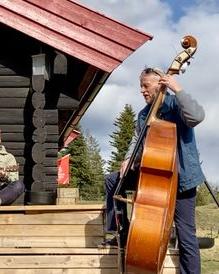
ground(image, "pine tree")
xmin=66 ymin=126 xmax=92 ymax=199
xmin=84 ymin=133 xmax=105 ymax=200
xmin=108 ymin=104 xmax=136 ymax=172
xmin=62 ymin=126 xmax=105 ymax=200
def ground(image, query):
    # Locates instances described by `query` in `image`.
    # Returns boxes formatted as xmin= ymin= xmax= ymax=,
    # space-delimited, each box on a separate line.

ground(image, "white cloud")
xmin=80 ymin=0 xmax=219 ymax=186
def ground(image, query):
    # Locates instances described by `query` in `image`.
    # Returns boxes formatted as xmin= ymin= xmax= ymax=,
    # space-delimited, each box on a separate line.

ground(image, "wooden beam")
xmin=0 ymin=236 xmax=103 ymax=248
xmin=0 ymin=76 xmax=30 ymax=87
xmin=0 ymin=211 xmax=103 ymax=224
xmin=0 ymin=87 xmax=29 ymax=97
xmin=0 ymin=247 xmax=117 ymax=255
xmin=75 ymin=65 xmax=97 ymax=99
xmin=0 ymin=270 xmax=119 ymax=274
xmin=0 ymin=224 xmax=104 ymax=237
xmin=0 ymin=204 xmax=105 ymax=212
xmin=0 ymin=254 xmax=117 ymax=268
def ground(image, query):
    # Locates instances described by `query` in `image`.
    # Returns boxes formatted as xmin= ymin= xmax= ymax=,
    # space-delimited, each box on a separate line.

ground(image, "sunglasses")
xmin=143 ymin=67 xmax=164 ymax=77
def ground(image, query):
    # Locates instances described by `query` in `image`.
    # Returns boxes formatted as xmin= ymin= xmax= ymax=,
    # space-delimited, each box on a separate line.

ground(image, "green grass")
xmin=196 ymin=203 xmax=219 ymax=231
xmin=196 ymin=204 xmax=219 ymax=274
xmin=200 ymin=238 xmax=219 ymax=274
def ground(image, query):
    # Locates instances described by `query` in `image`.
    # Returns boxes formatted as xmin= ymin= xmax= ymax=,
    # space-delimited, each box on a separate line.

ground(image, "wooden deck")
xmin=0 ymin=205 xmax=179 ymax=273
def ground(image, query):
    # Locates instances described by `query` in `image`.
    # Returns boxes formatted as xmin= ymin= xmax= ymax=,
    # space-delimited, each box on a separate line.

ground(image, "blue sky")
xmin=164 ymin=0 xmax=196 ymax=21
xmin=80 ymin=0 xmax=219 ymax=186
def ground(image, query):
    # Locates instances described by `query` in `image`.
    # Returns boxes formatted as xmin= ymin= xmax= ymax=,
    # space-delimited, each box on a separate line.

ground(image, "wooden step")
xmin=0 ymin=204 xmax=179 ymax=273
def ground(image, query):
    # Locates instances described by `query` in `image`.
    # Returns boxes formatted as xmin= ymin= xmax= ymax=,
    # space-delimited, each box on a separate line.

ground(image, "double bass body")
xmin=117 ymin=35 xmax=198 ymax=273
xmin=125 ymin=118 xmax=178 ymax=274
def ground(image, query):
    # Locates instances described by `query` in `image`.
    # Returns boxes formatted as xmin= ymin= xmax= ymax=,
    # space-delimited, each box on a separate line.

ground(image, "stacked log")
xmin=0 ymin=71 xmax=59 ymax=199
xmin=31 ymin=75 xmax=58 ymax=192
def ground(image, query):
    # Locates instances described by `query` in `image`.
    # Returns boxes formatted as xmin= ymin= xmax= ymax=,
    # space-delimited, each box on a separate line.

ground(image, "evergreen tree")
xmin=65 ymin=126 xmax=92 ymax=199
xmin=108 ymin=104 xmax=136 ymax=172
xmin=84 ymin=133 xmax=105 ymax=200
xmin=62 ymin=125 xmax=105 ymax=200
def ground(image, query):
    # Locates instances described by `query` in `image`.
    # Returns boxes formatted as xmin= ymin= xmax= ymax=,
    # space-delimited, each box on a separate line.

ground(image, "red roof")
xmin=0 ymin=0 xmax=152 ymax=72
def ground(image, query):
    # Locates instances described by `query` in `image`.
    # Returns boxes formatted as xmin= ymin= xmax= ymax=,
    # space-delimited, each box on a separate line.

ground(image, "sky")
xmin=79 ymin=0 xmax=219 ymax=186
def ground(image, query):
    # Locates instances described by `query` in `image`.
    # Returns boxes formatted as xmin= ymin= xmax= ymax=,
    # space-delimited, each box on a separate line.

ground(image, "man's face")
xmin=140 ymin=73 xmax=160 ymax=104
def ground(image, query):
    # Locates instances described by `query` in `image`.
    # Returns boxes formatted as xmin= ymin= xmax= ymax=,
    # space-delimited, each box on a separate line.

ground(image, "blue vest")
xmin=138 ymin=93 xmax=205 ymax=192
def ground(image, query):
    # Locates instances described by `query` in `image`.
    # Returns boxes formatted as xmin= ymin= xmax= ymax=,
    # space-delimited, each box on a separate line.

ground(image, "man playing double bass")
xmin=103 ymin=67 xmax=205 ymax=274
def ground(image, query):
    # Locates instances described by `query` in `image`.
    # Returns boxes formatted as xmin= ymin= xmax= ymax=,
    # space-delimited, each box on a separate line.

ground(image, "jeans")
xmin=0 ymin=180 xmax=25 ymax=205
xmin=175 ymin=187 xmax=201 ymax=274
xmin=105 ymin=172 xmax=200 ymax=274
xmin=105 ymin=171 xmax=137 ymax=232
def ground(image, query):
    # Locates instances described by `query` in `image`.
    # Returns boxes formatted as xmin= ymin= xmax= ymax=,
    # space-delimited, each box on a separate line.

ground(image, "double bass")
xmin=117 ymin=36 xmax=198 ymax=274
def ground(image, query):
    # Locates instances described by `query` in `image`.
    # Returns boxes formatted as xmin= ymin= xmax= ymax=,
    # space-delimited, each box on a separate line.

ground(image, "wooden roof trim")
xmin=26 ymin=0 xmax=152 ymax=49
xmin=0 ymin=7 xmax=119 ymax=72
xmin=0 ymin=0 xmax=152 ymax=72
xmin=2 ymin=0 xmax=132 ymax=60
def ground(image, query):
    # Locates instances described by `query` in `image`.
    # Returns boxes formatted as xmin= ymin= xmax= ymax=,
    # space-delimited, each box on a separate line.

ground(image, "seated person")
xmin=0 ymin=144 xmax=25 ymax=205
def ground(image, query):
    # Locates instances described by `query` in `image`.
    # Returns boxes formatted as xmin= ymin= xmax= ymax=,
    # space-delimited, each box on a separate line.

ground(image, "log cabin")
xmin=0 ymin=0 xmax=152 ymax=205
xmin=0 ymin=2 xmax=180 ymax=273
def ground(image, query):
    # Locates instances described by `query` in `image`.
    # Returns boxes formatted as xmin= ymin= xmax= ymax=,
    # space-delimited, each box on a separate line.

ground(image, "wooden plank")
xmin=1 ymin=133 xmax=58 ymax=143
xmin=0 ymin=87 xmax=29 ymax=97
xmin=56 ymin=198 xmax=77 ymax=205
xmin=0 ymin=76 xmax=30 ymax=87
xmin=6 ymin=148 xmax=57 ymax=158
xmin=0 ymin=6 xmax=119 ymax=72
xmin=0 ymin=109 xmax=58 ymax=125
xmin=0 ymin=98 xmax=28 ymax=108
xmin=162 ymin=269 xmax=179 ymax=274
xmin=0 ymin=225 xmax=104 ymax=237
xmin=0 ymin=269 xmax=118 ymax=274
xmin=0 ymin=211 xmax=103 ymax=225
xmin=0 ymin=267 xmax=177 ymax=274
xmin=0 ymin=236 xmax=103 ymax=248
xmin=27 ymin=0 xmax=151 ymax=48
xmin=43 ymin=159 xmax=58 ymax=167
xmin=0 ymin=254 xmax=117 ymax=268
xmin=1 ymin=0 xmax=131 ymax=60
xmin=57 ymin=188 xmax=79 ymax=198
xmin=0 ymin=247 xmax=117 ymax=255
xmin=76 ymin=65 xmax=97 ymax=99
xmin=3 ymin=143 xmax=58 ymax=150
xmin=10 ymin=158 xmax=58 ymax=169
xmin=0 ymin=204 xmax=105 ymax=212
xmin=0 ymin=125 xmax=58 ymax=134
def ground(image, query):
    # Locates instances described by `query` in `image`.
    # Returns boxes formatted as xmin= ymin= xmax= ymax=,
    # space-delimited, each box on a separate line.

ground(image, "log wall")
xmin=0 ymin=29 xmax=79 ymax=196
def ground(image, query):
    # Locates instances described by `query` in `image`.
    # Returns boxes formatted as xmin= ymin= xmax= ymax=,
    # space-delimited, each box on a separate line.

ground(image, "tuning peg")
xmin=181 ymin=61 xmax=191 ymax=73
xmin=181 ymin=63 xmax=187 ymax=73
